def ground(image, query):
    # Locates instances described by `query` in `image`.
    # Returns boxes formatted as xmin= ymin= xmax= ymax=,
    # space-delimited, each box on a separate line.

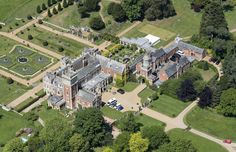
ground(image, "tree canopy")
xmin=129 ymin=132 xmax=149 ymax=152
xmin=159 ymin=139 xmax=197 ymax=152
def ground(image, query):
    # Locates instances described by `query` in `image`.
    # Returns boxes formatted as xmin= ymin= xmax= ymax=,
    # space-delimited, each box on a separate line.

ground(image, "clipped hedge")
xmin=15 ymin=96 xmax=40 ymax=112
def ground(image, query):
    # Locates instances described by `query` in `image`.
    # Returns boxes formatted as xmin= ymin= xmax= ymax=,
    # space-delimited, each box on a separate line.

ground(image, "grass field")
xmin=138 ymin=87 xmax=156 ymax=103
xmin=0 ymin=35 xmax=18 ymax=56
xmin=168 ymin=129 xmax=227 ymax=152
xmin=120 ymin=82 xmax=139 ymax=92
xmin=195 ymin=68 xmax=216 ymax=82
xmin=150 ymin=94 xmax=190 ymax=117
xmin=101 ymin=106 xmax=125 ymax=120
xmin=0 ymin=45 xmax=53 ymax=77
xmin=0 ymin=76 xmax=27 ymax=104
xmin=186 ymin=107 xmax=236 ymax=141
xmin=17 ymin=26 xmax=88 ymax=57
xmin=0 ymin=109 xmax=33 ymax=145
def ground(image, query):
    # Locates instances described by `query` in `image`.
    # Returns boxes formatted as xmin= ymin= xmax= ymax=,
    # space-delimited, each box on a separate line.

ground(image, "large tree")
xmin=69 ymin=133 xmax=89 ymax=152
xmin=108 ymin=2 xmax=126 ymax=22
xmin=141 ymin=126 xmax=169 ymax=150
xmin=121 ymin=0 xmax=143 ymax=21
xmin=39 ymin=118 xmax=72 ymax=151
xmin=117 ymin=113 xmax=140 ymax=133
xmin=89 ymin=17 xmax=105 ymax=30
xmin=83 ymin=0 xmax=100 ymax=12
xmin=177 ymin=79 xmax=197 ymax=101
xmin=218 ymin=88 xmax=236 ymax=117
xmin=74 ymin=108 xmax=112 ymax=148
xmin=113 ymin=132 xmax=130 ymax=152
xmin=200 ymin=0 xmax=229 ymax=40
xmin=198 ymin=86 xmax=213 ymax=108
xmin=223 ymin=53 xmax=236 ymax=88
xmin=129 ymin=132 xmax=149 ymax=152
xmin=3 ymin=138 xmax=25 ymax=152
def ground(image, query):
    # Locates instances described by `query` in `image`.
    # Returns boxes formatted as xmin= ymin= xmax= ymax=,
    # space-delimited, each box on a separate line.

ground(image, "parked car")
xmin=177 ymin=50 xmax=184 ymax=55
xmin=117 ymin=89 xmax=125 ymax=94
xmin=116 ymin=105 xmax=124 ymax=111
xmin=215 ymin=60 xmax=220 ymax=65
xmin=223 ymin=139 xmax=232 ymax=144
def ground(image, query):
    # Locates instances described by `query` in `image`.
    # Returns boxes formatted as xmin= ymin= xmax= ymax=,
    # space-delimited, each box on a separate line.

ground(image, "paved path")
xmin=0 ymin=69 xmax=29 ymax=86
xmin=36 ymin=23 xmax=97 ymax=48
xmin=38 ymin=117 xmax=45 ymax=127
xmin=99 ymin=2 xmax=106 ymax=23
xmin=7 ymin=83 xmax=43 ymax=108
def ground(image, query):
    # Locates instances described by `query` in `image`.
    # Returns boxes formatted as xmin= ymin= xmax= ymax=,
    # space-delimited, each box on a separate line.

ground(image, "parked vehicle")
xmin=223 ymin=139 xmax=232 ymax=144
xmin=116 ymin=105 xmax=124 ymax=111
xmin=117 ymin=89 xmax=125 ymax=94
xmin=215 ymin=60 xmax=220 ymax=65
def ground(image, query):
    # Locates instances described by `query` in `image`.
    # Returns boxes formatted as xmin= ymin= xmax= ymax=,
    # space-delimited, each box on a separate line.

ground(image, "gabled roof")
xmin=178 ymin=41 xmax=204 ymax=54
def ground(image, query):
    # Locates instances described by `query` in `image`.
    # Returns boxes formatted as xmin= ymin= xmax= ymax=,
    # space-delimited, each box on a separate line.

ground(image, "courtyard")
xmin=0 ymin=45 xmax=53 ymax=77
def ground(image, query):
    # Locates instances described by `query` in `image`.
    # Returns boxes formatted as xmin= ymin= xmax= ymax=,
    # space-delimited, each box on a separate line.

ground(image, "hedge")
xmin=15 ymin=96 xmax=40 ymax=112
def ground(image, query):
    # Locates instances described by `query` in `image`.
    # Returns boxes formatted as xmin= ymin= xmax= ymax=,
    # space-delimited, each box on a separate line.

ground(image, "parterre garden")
xmin=17 ymin=25 xmax=88 ymax=57
xmin=0 ymin=45 xmax=53 ymax=77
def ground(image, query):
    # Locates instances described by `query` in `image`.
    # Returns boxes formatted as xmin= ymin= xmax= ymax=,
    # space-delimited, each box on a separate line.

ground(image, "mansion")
xmin=43 ymin=37 xmax=205 ymax=109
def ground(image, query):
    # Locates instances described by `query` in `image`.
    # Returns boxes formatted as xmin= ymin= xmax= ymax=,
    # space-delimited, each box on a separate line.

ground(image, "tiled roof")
xmin=78 ymin=89 xmax=97 ymax=103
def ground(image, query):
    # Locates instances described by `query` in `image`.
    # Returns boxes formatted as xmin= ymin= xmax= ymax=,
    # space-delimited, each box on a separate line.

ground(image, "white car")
xmin=177 ymin=50 xmax=184 ymax=55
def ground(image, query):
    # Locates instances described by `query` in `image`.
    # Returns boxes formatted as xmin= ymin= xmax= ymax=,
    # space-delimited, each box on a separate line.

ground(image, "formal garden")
xmin=0 ymin=45 xmax=53 ymax=77
xmin=103 ymin=44 xmax=145 ymax=66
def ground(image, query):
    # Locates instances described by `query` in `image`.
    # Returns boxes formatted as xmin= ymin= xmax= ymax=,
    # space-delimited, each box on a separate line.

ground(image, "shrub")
xmin=28 ymin=34 xmax=33 ymax=40
xmin=38 ymin=19 xmax=43 ymax=24
xmin=7 ymin=78 xmax=14 ymax=84
xmin=15 ymin=23 xmax=19 ymax=26
xmin=0 ymin=25 xmax=2 ymax=29
xmin=89 ymin=17 xmax=105 ymax=30
xmin=52 ymin=7 xmax=58 ymax=14
xmin=43 ymin=41 xmax=48 ymax=46
xmin=23 ymin=111 xmax=39 ymax=122
xmin=58 ymin=47 xmax=64 ymax=52
xmin=15 ymin=97 xmax=40 ymax=112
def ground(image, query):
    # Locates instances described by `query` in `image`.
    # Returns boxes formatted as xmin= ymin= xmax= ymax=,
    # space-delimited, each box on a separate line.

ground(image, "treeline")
xmin=2 ymin=108 xmax=197 ymax=152
xmin=108 ymin=0 xmax=176 ymax=22
xmin=189 ymin=0 xmax=235 ymax=12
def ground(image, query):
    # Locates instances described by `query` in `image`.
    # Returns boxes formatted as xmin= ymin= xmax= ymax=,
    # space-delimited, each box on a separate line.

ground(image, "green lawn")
xmin=138 ymin=88 xmax=155 ymax=103
xmin=120 ymin=82 xmax=139 ymax=92
xmin=168 ymin=129 xmax=227 ymax=152
xmin=0 ymin=76 xmax=27 ymax=104
xmin=150 ymin=94 xmax=190 ymax=117
xmin=0 ymin=109 xmax=33 ymax=145
xmin=186 ymin=107 xmax=236 ymax=141
xmin=195 ymin=68 xmax=217 ymax=82
xmin=135 ymin=113 xmax=165 ymax=128
xmin=17 ymin=26 xmax=88 ymax=57
xmin=101 ymin=106 xmax=125 ymax=120
xmin=0 ymin=35 xmax=18 ymax=56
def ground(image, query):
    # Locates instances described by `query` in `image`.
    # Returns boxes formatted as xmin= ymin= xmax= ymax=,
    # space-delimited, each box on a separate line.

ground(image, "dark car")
xmin=117 ymin=89 xmax=125 ymax=94
xmin=215 ymin=60 xmax=220 ymax=65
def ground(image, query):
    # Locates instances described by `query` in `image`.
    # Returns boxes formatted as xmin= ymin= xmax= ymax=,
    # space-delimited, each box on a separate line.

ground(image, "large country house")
xmin=44 ymin=37 xmax=205 ymax=110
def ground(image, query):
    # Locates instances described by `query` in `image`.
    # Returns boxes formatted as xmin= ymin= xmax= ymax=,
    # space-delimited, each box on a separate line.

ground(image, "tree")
xmin=52 ymin=7 xmax=58 ymax=14
xmin=52 ymin=0 xmax=57 ymax=4
xmin=218 ymin=88 xmax=236 ymax=117
xmin=48 ymin=0 xmax=52 ymax=7
xmin=113 ymin=132 xmax=130 ymax=152
xmin=108 ymin=3 xmax=126 ymax=22
xmin=141 ymin=126 xmax=169 ymax=150
xmin=82 ymin=0 xmax=100 ymax=12
xmin=63 ymin=0 xmax=68 ymax=8
xmin=68 ymin=0 xmax=74 ymax=5
xmin=129 ymin=132 xmax=149 ymax=152
xmin=7 ymin=77 xmax=14 ymax=84
xmin=177 ymin=79 xmax=197 ymax=101
xmin=116 ymin=78 xmax=124 ymax=87
xmin=118 ymin=113 xmax=139 ymax=133
xmin=42 ymin=3 xmax=47 ymax=10
xmin=69 ymin=133 xmax=89 ymax=152
xmin=3 ymin=138 xmax=25 ymax=152
xmin=36 ymin=5 xmax=42 ymax=14
xmin=28 ymin=137 xmax=42 ymax=152
xmin=89 ymin=17 xmax=105 ymax=30
xmin=47 ymin=9 xmax=53 ymax=17
xmin=78 ymin=6 xmax=88 ymax=18
xmin=159 ymin=139 xmax=197 ymax=152
xmin=39 ymin=118 xmax=72 ymax=151
xmin=102 ymin=147 xmax=113 ymax=152
xmin=200 ymin=0 xmax=229 ymax=40
xmin=74 ymin=108 xmax=112 ymax=148
xmin=121 ymin=0 xmax=143 ymax=21
xmin=223 ymin=54 xmax=236 ymax=88
xmin=198 ymin=86 xmax=212 ymax=108
xmin=28 ymin=34 xmax=33 ymax=40
xmin=58 ymin=3 xmax=63 ymax=11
